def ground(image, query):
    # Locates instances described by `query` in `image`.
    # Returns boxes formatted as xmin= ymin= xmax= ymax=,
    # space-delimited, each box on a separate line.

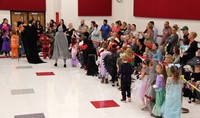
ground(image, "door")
xmin=11 ymin=11 xmax=28 ymax=27
xmin=28 ymin=12 xmax=45 ymax=28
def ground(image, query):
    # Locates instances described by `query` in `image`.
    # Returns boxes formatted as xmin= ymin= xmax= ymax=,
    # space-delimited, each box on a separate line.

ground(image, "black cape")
xmin=22 ymin=25 xmax=44 ymax=64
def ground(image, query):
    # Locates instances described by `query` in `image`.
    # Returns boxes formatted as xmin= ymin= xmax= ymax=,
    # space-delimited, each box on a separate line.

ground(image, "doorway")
xmin=10 ymin=11 xmax=45 ymax=28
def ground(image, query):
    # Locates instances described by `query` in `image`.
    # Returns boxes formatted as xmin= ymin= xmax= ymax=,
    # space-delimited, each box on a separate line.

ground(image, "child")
xmin=100 ymin=43 xmax=111 ymax=83
xmin=163 ymin=65 xmax=182 ymax=118
xmin=137 ymin=59 xmax=150 ymax=110
xmin=189 ymin=64 xmax=200 ymax=103
xmin=180 ymin=39 xmax=190 ymax=57
xmin=145 ymin=46 xmax=153 ymax=58
xmin=39 ymin=34 xmax=51 ymax=59
xmin=10 ymin=31 xmax=19 ymax=58
xmin=70 ymin=38 xmax=79 ymax=67
xmin=145 ymin=60 xmax=158 ymax=114
xmin=119 ymin=53 xmax=134 ymax=102
xmin=1 ymin=30 xmax=10 ymax=56
xmin=152 ymin=63 xmax=167 ymax=118
xmin=164 ymin=54 xmax=173 ymax=76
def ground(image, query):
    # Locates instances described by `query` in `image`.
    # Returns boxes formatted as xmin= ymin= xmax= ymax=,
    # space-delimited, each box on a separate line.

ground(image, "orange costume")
xmin=10 ymin=35 xmax=19 ymax=58
xmin=39 ymin=34 xmax=51 ymax=59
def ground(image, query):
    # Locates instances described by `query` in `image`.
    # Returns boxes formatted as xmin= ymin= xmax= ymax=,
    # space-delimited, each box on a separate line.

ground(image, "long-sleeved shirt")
xmin=155 ymin=74 xmax=165 ymax=91
xmin=119 ymin=62 xmax=134 ymax=82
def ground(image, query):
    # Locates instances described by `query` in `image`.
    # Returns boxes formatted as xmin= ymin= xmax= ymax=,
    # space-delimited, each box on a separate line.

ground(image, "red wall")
xmin=0 ymin=0 xmax=46 ymax=11
xmin=134 ymin=0 xmax=200 ymax=20
xmin=78 ymin=0 xmax=112 ymax=16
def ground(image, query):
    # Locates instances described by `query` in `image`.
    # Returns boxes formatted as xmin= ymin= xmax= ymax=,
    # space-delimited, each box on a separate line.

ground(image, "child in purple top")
xmin=152 ymin=63 xmax=167 ymax=117
xmin=1 ymin=31 xmax=10 ymax=56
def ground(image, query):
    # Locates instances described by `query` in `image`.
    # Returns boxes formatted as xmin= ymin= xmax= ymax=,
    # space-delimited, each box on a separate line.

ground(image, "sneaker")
xmin=54 ymin=63 xmax=57 ymax=67
xmin=192 ymin=99 xmax=196 ymax=102
xmin=127 ymin=97 xmax=131 ymax=102
xmin=121 ymin=99 xmax=126 ymax=103
xmin=105 ymin=79 xmax=109 ymax=84
xmin=64 ymin=64 xmax=66 ymax=68
xmin=188 ymin=100 xmax=191 ymax=103
xmin=112 ymin=84 xmax=115 ymax=87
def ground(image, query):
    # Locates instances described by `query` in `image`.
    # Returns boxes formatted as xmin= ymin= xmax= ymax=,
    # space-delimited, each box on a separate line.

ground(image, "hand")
xmin=191 ymin=78 xmax=195 ymax=81
xmin=153 ymin=85 xmax=158 ymax=89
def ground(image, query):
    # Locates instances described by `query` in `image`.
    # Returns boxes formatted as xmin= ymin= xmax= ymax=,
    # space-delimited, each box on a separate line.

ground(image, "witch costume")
xmin=52 ymin=26 xmax=70 ymax=67
xmin=22 ymin=23 xmax=44 ymax=64
xmin=86 ymin=40 xmax=98 ymax=76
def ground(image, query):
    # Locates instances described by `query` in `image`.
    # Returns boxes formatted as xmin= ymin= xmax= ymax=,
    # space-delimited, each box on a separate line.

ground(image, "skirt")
xmin=152 ymin=89 xmax=166 ymax=117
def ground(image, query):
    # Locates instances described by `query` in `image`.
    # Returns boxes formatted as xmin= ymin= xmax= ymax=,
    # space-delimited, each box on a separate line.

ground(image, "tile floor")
xmin=0 ymin=58 xmax=199 ymax=118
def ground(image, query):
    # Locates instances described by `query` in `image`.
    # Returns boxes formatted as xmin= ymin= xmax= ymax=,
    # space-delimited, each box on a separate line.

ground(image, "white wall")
xmin=60 ymin=0 xmax=200 ymax=41
xmin=0 ymin=0 xmax=61 ymax=25
xmin=60 ymin=0 xmax=131 ymax=28
xmin=0 ymin=10 xmax=11 ymax=24
xmin=129 ymin=0 xmax=200 ymax=41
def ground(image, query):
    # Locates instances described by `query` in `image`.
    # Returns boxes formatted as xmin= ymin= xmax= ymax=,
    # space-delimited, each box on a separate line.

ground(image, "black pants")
xmin=189 ymin=90 xmax=196 ymax=100
xmin=111 ymin=74 xmax=117 ymax=83
xmin=121 ymin=81 xmax=131 ymax=100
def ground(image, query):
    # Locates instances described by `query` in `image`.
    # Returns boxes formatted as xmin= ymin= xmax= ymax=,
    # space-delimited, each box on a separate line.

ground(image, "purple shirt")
xmin=155 ymin=74 xmax=165 ymax=91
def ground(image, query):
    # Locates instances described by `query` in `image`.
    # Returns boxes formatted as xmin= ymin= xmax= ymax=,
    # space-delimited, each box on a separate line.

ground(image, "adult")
xmin=35 ymin=20 xmax=44 ymax=52
xmin=100 ymin=19 xmax=111 ymax=41
xmin=56 ymin=19 xmax=67 ymax=33
xmin=86 ymin=40 xmax=98 ymax=76
xmin=131 ymin=24 xmax=138 ymax=39
xmin=112 ymin=21 xmax=121 ymax=36
xmin=52 ymin=26 xmax=70 ymax=68
xmin=141 ymin=23 xmax=154 ymax=47
xmin=21 ymin=20 xmax=44 ymax=64
xmin=181 ymin=26 xmax=189 ymax=40
xmin=183 ymin=32 xmax=198 ymax=63
xmin=119 ymin=21 xmax=127 ymax=35
xmin=49 ymin=19 xmax=55 ymax=28
xmin=0 ymin=18 xmax=12 ymax=54
xmin=149 ymin=21 xmax=158 ymax=43
xmin=173 ymin=45 xmax=180 ymax=64
xmin=66 ymin=23 xmax=75 ymax=46
xmin=35 ymin=20 xmax=43 ymax=34
xmin=187 ymin=48 xmax=200 ymax=67
xmin=160 ymin=21 xmax=172 ymax=46
xmin=166 ymin=26 xmax=179 ymax=55
xmin=76 ymin=19 xmax=88 ymax=36
xmin=91 ymin=24 xmax=101 ymax=49
xmin=89 ymin=21 xmax=96 ymax=35
xmin=152 ymin=43 xmax=163 ymax=61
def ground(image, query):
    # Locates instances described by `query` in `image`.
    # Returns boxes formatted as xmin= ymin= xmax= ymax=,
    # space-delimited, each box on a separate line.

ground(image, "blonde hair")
xmin=125 ymin=48 xmax=134 ymax=58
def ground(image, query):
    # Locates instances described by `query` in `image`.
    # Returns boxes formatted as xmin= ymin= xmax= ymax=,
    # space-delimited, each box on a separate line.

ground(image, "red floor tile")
xmin=90 ymin=100 xmax=120 ymax=109
xmin=36 ymin=72 xmax=55 ymax=76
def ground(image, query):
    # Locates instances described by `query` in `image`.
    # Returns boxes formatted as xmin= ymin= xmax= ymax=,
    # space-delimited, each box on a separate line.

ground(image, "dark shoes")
xmin=64 ymin=64 xmax=66 ymax=68
xmin=54 ymin=63 xmax=57 ymax=67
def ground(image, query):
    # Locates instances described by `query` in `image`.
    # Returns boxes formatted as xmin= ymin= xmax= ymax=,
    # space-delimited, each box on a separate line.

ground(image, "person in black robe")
xmin=21 ymin=20 xmax=44 ymax=64
xmin=86 ymin=39 xmax=98 ymax=76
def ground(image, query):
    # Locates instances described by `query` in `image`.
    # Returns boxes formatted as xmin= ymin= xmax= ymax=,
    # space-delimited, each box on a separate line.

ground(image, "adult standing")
xmin=149 ymin=21 xmax=158 ymax=43
xmin=166 ymin=26 xmax=179 ymax=55
xmin=160 ymin=21 xmax=172 ymax=46
xmin=0 ymin=18 xmax=12 ymax=54
xmin=52 ymin=25 xmax=70 ymax=68
xmin=100 ymin=19 xmax=111 ymax=41
xmin=21 ymin=20 xmax=44 ymax=64
xmin=66 ymin=23 xmax=75 ymax=46
xmin=56 ymin=19 xmax=67 ymax=33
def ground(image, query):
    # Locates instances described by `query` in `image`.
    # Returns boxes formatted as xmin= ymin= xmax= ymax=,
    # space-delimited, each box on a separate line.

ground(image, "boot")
xmin=101 ymin=77 xmax=105 ymax=83
xmin=105 ymin=78 xmax=108 ymax=84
